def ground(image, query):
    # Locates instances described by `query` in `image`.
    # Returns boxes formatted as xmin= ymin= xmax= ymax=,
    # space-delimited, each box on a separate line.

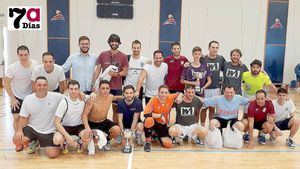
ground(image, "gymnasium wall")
xmin=2 ymin=0 xmax=300 ymax=83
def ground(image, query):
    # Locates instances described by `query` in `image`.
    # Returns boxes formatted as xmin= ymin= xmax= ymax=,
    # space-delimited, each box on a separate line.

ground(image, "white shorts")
xmin=175 ymin=124 xmax=198 ymax=138
xmin=204 ymin=88 xmax=220 ymax=98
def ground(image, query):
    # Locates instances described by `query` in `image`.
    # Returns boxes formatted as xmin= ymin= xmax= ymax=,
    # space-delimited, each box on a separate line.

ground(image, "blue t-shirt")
xmin=203 ymin=95 xmax=249 ymax=119
xmin=117 ymin=98 xmax=143 ymax=128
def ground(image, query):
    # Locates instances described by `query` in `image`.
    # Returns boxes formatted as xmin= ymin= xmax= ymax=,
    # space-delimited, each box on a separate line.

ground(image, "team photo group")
xmin=4 ymin=33 xmax=299 ymax=158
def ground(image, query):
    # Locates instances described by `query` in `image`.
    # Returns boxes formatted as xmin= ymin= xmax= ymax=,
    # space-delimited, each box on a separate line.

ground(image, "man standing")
xmin=13 ymin=76 xmax=63 ymax=158
xmin=94 ymin=34 xmax=129 ymax=123
xmin=53 ymin=80 xmax=86 ymax=154
xmin=62 ymin=36 xmax=98 ymax=94
xmin=200 ymin=40 xmax=226 ymax=126
xmin=222 ymin=49 xmax=248 ymax=95
xmin=117 ymin=85 xmax=144 ymax=146
xmin=169 ymin=85 xmax=207 ymax=145
xmin=82 ymin=80 xmax=122 ymax=151
xmin=164 ymin=42 xmax=188 ymax=93
xmin=124 ymin=40 xmax=148 ymax=101
xmin=242 ymin=59 xmax=277 ymax=99
xmin=32 ymin=52 xmax=66 ymax=93
xmin=271 ymin=88 xmax=299 ymax=148
xmin=243 ymin=90 xmax=275 ymax=148
xmin=135 ymin=50 xmax=168 ymax=105
xmin=181 ymin=46 xmax=212 ymax=98
xmin=4 ymin=45 xmax=38 ymax=151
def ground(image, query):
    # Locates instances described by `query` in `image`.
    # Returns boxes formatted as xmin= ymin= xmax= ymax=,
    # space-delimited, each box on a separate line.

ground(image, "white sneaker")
xmin=296 ymin=87 xmax=300 ymax=92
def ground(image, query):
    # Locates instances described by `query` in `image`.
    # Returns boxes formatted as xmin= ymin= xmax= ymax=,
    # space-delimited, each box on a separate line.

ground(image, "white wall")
xmin=2 ymin=0 xmax=300 ymax=83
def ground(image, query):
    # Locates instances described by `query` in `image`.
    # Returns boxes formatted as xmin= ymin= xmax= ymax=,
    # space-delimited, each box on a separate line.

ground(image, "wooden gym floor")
xmin=0 ymin=87 xmax=299 ymax=169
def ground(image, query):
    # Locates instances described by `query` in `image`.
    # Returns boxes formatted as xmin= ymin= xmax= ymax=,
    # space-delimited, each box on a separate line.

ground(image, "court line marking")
xmin=1 ymin=148 xmax=300 ymax=153
xmin=127 ymin=146 xmax=134 ymax=169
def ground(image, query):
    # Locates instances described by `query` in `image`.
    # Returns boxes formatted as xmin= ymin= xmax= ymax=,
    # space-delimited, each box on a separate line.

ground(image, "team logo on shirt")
xmin=130 ymin=108 xmax=137 ymax=111
xmin=140 ymin=63 xmax=144 ymax=67
xmin=207 ymin=63 xmax=220 ymax=71
xmin=226 ymin=69 xmax=240 ymax=78
xmin=180 ymin=107 xmax=194 ymax=116
xmin=181 ymin=61 xmax=184 ymax=65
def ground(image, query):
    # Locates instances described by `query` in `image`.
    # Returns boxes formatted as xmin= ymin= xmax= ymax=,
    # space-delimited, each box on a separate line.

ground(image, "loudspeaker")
xmin=97 ymin=4 xmax=133 ymax=19
xmin=97 ymin=0 xmax=133 ymax=5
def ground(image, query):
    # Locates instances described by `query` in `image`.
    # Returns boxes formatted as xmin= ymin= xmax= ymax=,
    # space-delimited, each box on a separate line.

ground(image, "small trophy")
xmin=193 ymin=71 xmax=205 ymax=94
xmin=122 ymin=129 xmax=133 ymax=153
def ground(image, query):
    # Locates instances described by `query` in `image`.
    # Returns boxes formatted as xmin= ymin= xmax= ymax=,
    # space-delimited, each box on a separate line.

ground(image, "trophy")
xmin=122 ymin=129 xmax=133 ymax=153
xmin=193 ymin=71 xmax=205 ymax=94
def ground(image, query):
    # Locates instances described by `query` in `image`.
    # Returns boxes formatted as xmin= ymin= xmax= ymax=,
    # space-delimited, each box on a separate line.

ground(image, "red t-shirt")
xmin=164 ymin=55 xmax=188 ymax=91
xmin=97 ymin=50 xmax=128 ymax=89
xmin=247 ymin=100 xmax=275 ymax=122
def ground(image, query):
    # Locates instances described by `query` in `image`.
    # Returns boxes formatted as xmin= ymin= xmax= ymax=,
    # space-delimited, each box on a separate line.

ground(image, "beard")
xmin=251 ymin=70 xmax=260 ymax=75
xmin=110 ymin=44 xmax=119 ymax=50
xmin=80 ymin=47 xmax=89 ymax=54
xmin=125 ymin=97 xmax=134 ymax=102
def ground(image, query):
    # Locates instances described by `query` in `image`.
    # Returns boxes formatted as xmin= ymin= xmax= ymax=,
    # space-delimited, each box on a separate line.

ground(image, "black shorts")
xmin=275 ymin=118 xmax=291 ymax=130
xmin=214 ymin=117 xmax=238 ymax=129
xmin=145 ymin=96 xmax=152 ymax=105
xmin=23 ymin=126 xmax=57 ymax=147
xmin=253 ymin=120 xmax=267 ymax=130
xmin=52 ymin=86 xmax=60 ymax=93
xmin=110 ymin=89 xmax=122 ymax=104
xmin=88 ymin=119 xmax=117 ymax=135
xmin=63 ymin=124 xmax=85 ymax=136
xmin=152 ymin=122 xmax=170 ymax=139
xmin=11 ymin=97 xmax=23 ymax=114
xmin=169 ymin=89 xmax=183 ymax=94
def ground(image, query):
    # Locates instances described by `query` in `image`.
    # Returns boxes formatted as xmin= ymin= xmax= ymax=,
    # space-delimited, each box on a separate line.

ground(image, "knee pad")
xmin=144 ymin=117 xmax=154 ymax=128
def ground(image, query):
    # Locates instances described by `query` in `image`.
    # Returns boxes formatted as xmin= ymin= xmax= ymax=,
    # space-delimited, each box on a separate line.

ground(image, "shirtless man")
xmin=82 ymin=80 xmax=122 ymax=151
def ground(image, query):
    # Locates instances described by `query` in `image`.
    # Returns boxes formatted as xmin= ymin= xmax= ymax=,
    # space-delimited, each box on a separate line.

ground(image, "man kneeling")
xmin=13 ymin=76 xmax=62 ymax=158
xmin=169 ymin=85 xmax=208 ymax=146
xmin=270 ymin=88 xmax=300 ymax=148
xmin=53 ymin=80 xmax=87 ymax=154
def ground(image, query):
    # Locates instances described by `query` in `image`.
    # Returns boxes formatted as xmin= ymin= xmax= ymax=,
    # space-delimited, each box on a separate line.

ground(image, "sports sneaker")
xmin=103 ymin=141 xmax=111 ymax=151
xmin=27 ymin=140 xmax=39 ymax=154
xmin=243 ymin=133 xmax=250 ymax=143
xmin=135 ymin=132 xmax=143 ymax=146
xmin=62 ymin=142 xmax=69 ymax=154
xmin=183 ymin=135 xmax=189 ymax=142
xmin=116 ymin=135 xmax=122 ymax=144
xmin=15 ymin=145 xmax=23 ymax=152
xmin=192 ymin=136 xmax=203 ymax=146
xmin=173 ymin=137 xmax=183 ymax=146
xmin=144 ymin=142 xmax=151 ymax=152
xmin=258 ymin=134 xmax=266 ymax=145
xmin=77 ymin=139 xmax=84 ymax=153
xmin=286 ymin=137 xmax=296 ymax=148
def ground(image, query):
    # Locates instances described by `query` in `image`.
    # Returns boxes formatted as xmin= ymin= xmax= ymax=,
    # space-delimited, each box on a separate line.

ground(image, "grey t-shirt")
xmin=222 ymin=62 xmax=248 ymax=95
xmin=200 ymin=55 xmax=226 ymax=89
xmin=175 ymin=97 xmax=203 ymax=126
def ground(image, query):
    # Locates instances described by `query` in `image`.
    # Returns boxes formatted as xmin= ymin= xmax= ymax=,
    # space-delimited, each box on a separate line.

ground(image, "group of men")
xmin=4 ymin=33 xmax=299 ymax=158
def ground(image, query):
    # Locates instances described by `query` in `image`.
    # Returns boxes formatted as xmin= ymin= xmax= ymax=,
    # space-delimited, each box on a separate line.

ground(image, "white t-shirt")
xmin=273 ymin=99 xmax=296 ymax=122
xmin=19 ymin=92 xmax=63 ymax=134
xmin=124 ymin=55 xmax=147 ymax=88
xmin=143 ymin=63 xmax=168 ymax=97
xmin=5 ymin=59 xmax=38 ymax=99
xmin=55 ymin=96 xmax=85 ymax=127
xmin=31 ymin=64 xmax=66 ymax=91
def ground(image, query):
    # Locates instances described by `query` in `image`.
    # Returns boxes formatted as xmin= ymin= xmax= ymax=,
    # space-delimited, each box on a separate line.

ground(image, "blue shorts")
xmin=275 ymin=118 xmax=291 ymax=130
